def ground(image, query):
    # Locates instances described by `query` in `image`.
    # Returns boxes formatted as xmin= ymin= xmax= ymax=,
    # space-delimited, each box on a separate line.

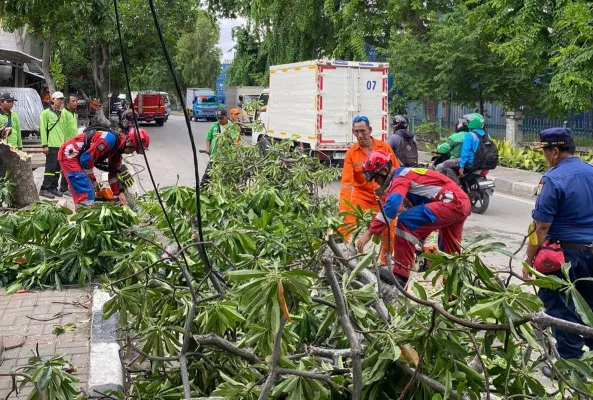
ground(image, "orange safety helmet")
xmin=126 ymin=128 xmax=150 ymax=154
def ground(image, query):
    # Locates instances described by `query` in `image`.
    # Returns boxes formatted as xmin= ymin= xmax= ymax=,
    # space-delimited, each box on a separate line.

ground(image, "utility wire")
xmin=146 ymin=0 xmax=220 ymax=291
xmin=112 ymin=0 xmax=190 ymax=269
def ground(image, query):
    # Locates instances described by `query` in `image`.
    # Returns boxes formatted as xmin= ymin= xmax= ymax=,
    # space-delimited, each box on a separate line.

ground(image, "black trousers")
xmin=59 ymin=172 xmax=69 ymax=192
xmin=41 ymin=147 xmax=61 ymax=191
xmin=200 ymin=162 xmax=212 ymax=187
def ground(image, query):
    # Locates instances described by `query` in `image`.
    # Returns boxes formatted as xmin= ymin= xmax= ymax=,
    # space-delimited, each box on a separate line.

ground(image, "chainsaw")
xmin=95 ymin=185 xmax=115 ymax=202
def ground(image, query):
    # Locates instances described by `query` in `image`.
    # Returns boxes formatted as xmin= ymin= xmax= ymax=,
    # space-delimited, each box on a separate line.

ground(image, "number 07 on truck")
xmin=252 ymin=60 xmax=389 ymax=164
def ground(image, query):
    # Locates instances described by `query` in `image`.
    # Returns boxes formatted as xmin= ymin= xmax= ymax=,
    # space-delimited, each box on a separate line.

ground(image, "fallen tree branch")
xmin=193 ymin=334 xmax=262 ymax=364
xmin=398 ymin=309 xmax=437 ymax=400
xmin=323 ymin=257 xmax=363 ymax=400
xmin=277 ymin=367 xmax=347 ymax=392
xmin=258 ymin=316 xmax=286 ymax=400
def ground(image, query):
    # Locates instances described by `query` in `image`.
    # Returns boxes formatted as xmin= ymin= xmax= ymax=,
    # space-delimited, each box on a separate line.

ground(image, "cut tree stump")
xmin=0 ymin=141 xmax=40 ymax=208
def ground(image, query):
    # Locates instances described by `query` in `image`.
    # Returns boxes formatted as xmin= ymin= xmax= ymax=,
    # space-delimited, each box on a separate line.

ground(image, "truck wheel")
xmin=156 ymin=119 xmax=164 ymax=126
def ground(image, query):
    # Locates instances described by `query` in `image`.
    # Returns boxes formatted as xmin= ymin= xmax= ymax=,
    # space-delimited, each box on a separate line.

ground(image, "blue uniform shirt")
xmin=459 ymin=129 xmax=486 ymax=168
xmin=533 ymin=157 xmax=593 ymax=243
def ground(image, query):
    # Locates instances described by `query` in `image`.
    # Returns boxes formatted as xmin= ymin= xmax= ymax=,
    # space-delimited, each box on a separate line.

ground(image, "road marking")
xmin=494 ymin=192 xmax=535 ymax=205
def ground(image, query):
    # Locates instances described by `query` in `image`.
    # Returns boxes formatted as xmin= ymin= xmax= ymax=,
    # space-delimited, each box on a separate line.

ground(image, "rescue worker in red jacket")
xmin=356 ymin=151 xmax=471 ymax=286
xmin=58 ymin=125 xmax=149 ymax=207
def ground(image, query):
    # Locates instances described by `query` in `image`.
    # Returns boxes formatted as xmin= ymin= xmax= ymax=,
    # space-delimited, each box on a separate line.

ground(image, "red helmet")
xmin=127 ymin=128 xmax=150 ymax=154
xmin=362 ymin=150 xmax=392 ymax=181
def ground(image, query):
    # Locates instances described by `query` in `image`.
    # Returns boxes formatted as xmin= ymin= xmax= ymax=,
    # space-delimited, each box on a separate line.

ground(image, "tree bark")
xmin=423 ymin=98 xmax=439 ymax=121
xmin=41 ymin=37 xmax=56 ymax=94
xmin=90 ymin=41 xmax=110 ymax=112
xmin=0 ymin=143 xmax=39 ymax=208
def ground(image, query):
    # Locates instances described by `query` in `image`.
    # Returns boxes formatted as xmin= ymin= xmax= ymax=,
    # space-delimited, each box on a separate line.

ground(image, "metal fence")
xmin=408 ymin=118 xmax=506 ymax=141
xmin=403 ymin=101 xmax=593 ymax=148
xmin=522 ymin=118 xmax=593 ymax=148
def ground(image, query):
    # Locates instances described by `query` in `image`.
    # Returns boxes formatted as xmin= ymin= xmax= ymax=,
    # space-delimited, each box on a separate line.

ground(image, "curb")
xmin=491 ymin=176 xmax=538 ymax=200
xmin=88 ymin=287 xmax=123 ymax=396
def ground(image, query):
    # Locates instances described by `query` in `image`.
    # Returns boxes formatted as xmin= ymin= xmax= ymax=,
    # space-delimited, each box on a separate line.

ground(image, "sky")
xmin=217 ymin=18 xmax=246 ymax=62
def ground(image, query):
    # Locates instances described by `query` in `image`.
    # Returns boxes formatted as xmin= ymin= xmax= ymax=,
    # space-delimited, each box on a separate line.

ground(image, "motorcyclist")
xmin=58 ymin=124 xmax=149 ymax=208
xmin=119 ymin=108 xmax=138 ymax=134
xmin=458 ymin=113 xmax=492 ymax=178
xmin=434 ymin=117 xmax=470 ymax=182
xmin=388 ymin=115 xmax=418 ymax=167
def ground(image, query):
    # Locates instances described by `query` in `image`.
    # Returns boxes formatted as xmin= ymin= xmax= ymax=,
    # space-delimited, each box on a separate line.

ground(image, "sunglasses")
xmin=231 ymin=113 xmax=239 ymax=115
xmin=353 ymin=115 xmax=369 ymax=123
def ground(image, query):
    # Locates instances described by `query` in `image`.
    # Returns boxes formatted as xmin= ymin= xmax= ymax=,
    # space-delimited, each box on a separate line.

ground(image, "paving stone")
xmin=0 ymin=287 xmax=92 ymax=399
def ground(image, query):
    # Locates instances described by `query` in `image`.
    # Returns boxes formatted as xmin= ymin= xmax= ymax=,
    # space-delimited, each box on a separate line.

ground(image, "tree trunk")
xmin=423 ymin=98 xmax=439 ymax=121
xmin=90 ymin=42 xmax=110 ymax=113
xmin=41 ymin=37 xmax=56 ymax=94
xmin=478 ymin=84 xmax=485 ymax=116
xmin=0 ymin=143 xmax=39 ymax=208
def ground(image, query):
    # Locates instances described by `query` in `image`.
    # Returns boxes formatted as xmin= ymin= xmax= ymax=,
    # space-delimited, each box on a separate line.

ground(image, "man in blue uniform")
xmin=524 ymin=128 xmax=593 ymax=369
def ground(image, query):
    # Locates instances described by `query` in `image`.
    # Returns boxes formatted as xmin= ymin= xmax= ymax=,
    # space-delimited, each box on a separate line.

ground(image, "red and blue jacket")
xmin=369 ymin=167 xmax=467 ymax=234
xmin=59 ymin=130 xmax=124 ymax=195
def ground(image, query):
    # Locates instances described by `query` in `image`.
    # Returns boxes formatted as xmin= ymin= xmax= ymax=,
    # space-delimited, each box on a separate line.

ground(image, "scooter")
xmin=430 ymin=153 xmax=495 ymax=214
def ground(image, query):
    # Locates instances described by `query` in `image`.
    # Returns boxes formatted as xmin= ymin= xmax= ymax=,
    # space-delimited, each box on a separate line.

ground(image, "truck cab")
xmin=192 ymin=95 xmax=219 ymax=121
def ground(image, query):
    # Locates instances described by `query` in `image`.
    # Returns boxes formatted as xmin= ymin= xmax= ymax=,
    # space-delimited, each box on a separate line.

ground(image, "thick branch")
xmin=277 ymin=368 xmax=345 ymax=392
xmin=323 ymin=258 xmax=363 ymax=400
xmin=398 ymin=310 xmax=437 ymax=400
xmin=259 ymin=317 xmax=286 ymax=400
xmin=193 ymin=334 xmax=262 ymax=364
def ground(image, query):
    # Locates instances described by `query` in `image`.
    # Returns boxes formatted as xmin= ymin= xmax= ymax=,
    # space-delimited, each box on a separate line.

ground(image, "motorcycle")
xmin=429 ymin=153 xmax=495 ymax=214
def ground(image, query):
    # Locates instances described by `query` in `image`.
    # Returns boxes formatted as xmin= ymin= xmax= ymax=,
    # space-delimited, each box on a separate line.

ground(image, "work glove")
xmin=117 ymin=165 xmax=135 ymax=188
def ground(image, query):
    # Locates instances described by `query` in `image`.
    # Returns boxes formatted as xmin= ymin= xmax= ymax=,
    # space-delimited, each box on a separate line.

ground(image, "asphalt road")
xmin=129 ymin=115 xmax=534 ymax=271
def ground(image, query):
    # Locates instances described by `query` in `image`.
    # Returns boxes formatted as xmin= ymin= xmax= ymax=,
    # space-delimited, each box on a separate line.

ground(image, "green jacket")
xmin=0 ymin=110 xmax=22 ymax=149
xmin=205 ymin=121 xmax=241 ymax=156
xmin=62 ymin=108 xmax=79 ymax=141
xmin=437 ymin=131 xmax=467 ymax=159
xmin=40 ymin=107 xmax=67 ymax=148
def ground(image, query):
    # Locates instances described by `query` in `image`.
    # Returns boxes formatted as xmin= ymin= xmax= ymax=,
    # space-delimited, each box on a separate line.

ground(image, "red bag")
xmin=533 ymin=240 xmax=565 ymax=274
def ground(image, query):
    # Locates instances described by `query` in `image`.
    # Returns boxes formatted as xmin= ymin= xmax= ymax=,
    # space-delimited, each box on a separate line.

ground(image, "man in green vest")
xmin=0 ymin=92 xmax=23 ymax=176
xmin=58 ymin=94 xmax=80 ymax=195
xmin=40 ymin=91 xmax=67 ymax=199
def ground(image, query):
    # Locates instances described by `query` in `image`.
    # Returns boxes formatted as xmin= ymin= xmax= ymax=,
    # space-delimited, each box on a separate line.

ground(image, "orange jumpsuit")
xmin=339 ymin=138 xmax=399 ymax=263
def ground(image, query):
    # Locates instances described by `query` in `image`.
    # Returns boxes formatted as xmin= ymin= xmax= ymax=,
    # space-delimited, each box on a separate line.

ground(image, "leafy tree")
xmin=225 ymin=25 xmax=268 ymax=86
xmin=175 ymin=11 xmax=222 ymax=88
xmin=0 ymin=0 xmax=77 ymax=93
xmin=472 ymin=0 xmax=593 ymax=113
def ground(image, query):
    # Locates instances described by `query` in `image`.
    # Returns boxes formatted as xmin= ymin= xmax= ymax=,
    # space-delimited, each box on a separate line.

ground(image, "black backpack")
xmin=472 ymin=131 xmax=498 ymax=170
xmin=394 ymin=131 xmax=418 ymax=167
xmin=80 ymin=125 xmax=120 ymax=171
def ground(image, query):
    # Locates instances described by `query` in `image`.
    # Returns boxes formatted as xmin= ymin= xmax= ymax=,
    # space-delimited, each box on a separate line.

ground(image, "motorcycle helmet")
xmin=463 ymin=113 xmax=485 ymax=130
xmin=455 ymin=117 xmax=469 ymax=132
xmin=362 ymin=151 xmax=392 ymax=182
xmin=392 ymin=115 xmax=409 ymax=131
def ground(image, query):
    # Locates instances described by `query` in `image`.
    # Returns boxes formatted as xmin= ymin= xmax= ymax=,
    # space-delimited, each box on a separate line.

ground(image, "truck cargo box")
xmin=254 ymin=60 xmax=389 ymax=162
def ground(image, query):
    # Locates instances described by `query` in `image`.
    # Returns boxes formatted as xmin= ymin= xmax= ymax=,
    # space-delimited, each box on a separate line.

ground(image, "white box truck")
xmin=252 ymin=59 xmax=389 ymax=162
xmin=225 ymin=86 xmax=265 ymax=111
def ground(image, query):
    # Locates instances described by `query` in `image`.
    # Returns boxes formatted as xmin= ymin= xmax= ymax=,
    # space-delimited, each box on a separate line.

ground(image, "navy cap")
xmin=216 ymin=109 xmax=228 ymax=117
xmin=535 ymin=127 xmax=573 ymax=149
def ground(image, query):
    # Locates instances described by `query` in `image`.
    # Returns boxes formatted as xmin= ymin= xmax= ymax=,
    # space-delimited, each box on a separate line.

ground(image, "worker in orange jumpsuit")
xmin=339 ymin=115 xmax=399 ymax=263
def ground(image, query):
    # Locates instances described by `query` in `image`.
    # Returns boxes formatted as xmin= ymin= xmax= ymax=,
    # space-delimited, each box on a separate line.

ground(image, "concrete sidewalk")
xmin=0 ymin=288 xmax=92 ymax=398
xmin=419 ymin=151 xmax=541 ymax=200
